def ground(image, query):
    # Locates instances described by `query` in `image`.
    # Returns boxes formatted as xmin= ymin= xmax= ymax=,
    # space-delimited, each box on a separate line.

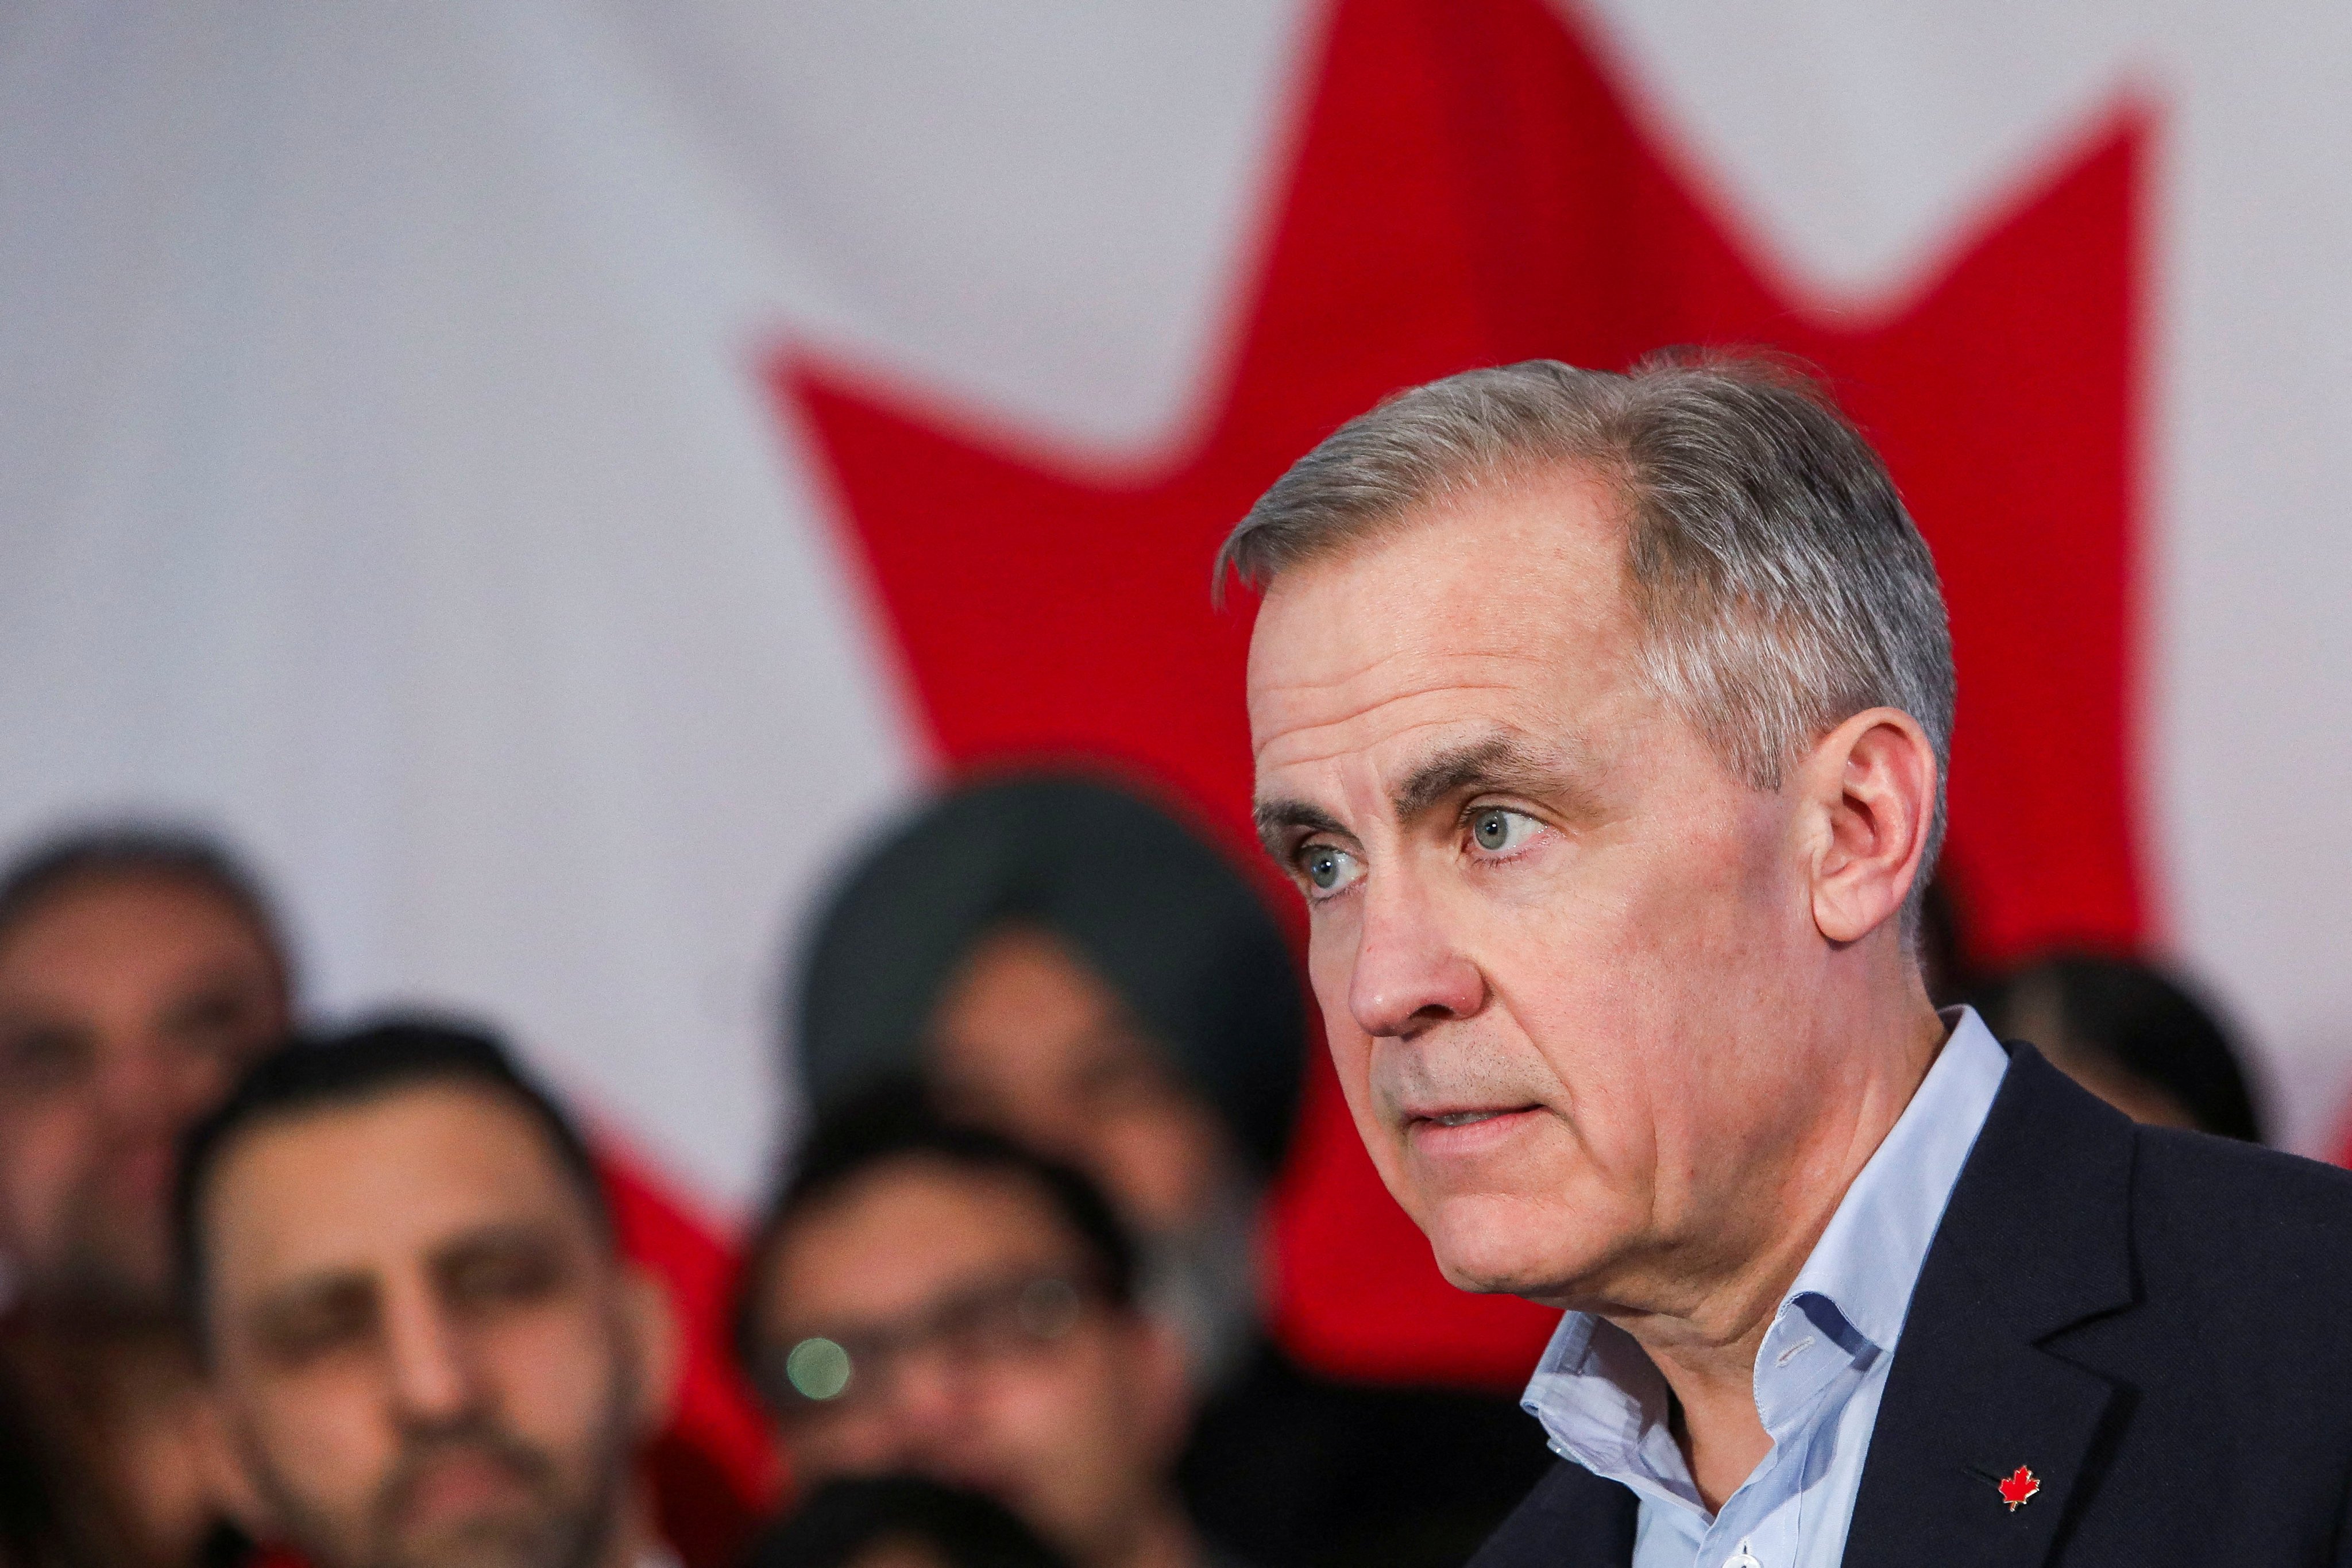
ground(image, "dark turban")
xmin=794 ymin=774 xmax=1305 ymax=1176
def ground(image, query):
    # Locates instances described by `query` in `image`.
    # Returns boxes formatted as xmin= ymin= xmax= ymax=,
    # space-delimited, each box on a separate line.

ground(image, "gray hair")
xmin=1217 ymin=352 xmax=1955 ymax=919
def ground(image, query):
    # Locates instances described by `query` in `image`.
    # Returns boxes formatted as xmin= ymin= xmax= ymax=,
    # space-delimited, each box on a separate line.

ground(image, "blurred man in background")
xmin=791 ymin=775 xmax=1547 ymax=1567
xmin=1973 ymin=951 xmax=2262 ymax=1140
xmin=177 ymin=1019 xmax=680 ymax=1568
xmin=0 ymin=828 xmax=291 ymax=1311
xmin=737 ymin=1100 xmax=1197 ymax=1568
xmin=0 ymin=828 xmax=295 ymax=1568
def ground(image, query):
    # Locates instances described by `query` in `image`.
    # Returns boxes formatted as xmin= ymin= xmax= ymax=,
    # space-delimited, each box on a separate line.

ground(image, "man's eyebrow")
xmin=1391 ymin=734 xmax=1589 ymax=822
xmin=251 ymin=1267 xmax=374 ymax=1325
xmin=1253 ymin=798 xmax=1347 ymax=860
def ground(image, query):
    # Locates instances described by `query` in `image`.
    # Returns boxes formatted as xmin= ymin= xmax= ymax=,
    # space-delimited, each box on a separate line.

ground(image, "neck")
xmin=1613 ymin=982 xmax=1949 ymax=1513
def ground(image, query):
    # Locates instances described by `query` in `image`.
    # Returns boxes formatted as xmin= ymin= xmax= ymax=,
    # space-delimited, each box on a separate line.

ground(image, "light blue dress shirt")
xmin=1520 ymin=1007 xmax=2011 ymax=1568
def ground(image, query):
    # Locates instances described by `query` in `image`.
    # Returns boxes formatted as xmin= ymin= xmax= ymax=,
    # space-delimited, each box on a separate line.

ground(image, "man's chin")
xmin=1419 ymin=1192 xmax=1616 ymax=1300
xmin=387 ymin=1513 xmax=561 ymax=1568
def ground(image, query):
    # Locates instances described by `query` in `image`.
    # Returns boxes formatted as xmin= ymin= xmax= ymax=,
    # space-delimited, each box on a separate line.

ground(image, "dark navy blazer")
xmin=1470 ymin=1044 xmax=2352 ymax=1567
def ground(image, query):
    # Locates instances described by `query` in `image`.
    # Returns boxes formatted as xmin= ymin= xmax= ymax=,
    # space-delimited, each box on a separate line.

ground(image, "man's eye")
xmin=0 ymin=1026 xmax=90 ymax=1098
xmin=441 ymin=1240 xmax=567 ymax=1315
xmin=1469 ymin=808 xmax=1540 ymax=856
xmin=258 ymin=1298 xmax=374 ymax=1366
xmin=1299 ymin=844 xmax=1364 ymax=897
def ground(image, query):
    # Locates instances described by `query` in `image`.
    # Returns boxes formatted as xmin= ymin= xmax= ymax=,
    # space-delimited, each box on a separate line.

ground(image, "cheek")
xmin=0 ymin=1102 xmax=85 ymax=1222
xmin=242 ymin=1364 xmax=406 ymax=1513
xmin=1087 ymin=1107 xmax=1223 ymax=1235
xmin=1306 ymin=916 xmax=1370 ymax=1084
xmin=478 ymin=1309 xmax=625 ymax=1453
xmin=979 ymin=1341 xmax=1151 ymax=1514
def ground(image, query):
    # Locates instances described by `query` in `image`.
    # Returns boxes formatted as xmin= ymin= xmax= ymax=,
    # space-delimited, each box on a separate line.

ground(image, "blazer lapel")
xmin=1467 ymin=1461 xmax=1639 ymax=1568
xmin=1841 ymin=1046 xmax=2138 ymax=1568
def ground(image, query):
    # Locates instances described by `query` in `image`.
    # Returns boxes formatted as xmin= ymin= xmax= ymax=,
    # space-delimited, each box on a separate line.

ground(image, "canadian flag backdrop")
xmin=4 ymin=0 xmax=2351 ymax=1534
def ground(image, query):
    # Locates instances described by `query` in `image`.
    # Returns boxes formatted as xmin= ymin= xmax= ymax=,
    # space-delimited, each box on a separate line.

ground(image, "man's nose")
xmin=382 ymin=1284 xmax=479 ymax=1426
xmin=1346 ymin=871 xmax=1486 ymax=1038
xmin=876 ymin=1346 xmax=976 ymax=1456
xmin=91 ymin=1034 xmax=173 ymax=1130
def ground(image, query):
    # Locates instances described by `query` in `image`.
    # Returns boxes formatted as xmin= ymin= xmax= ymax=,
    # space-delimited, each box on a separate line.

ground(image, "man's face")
xmin=200 ymin=1085 xmax=664 ymax=1568
xmin=1246 ymin=474 xmax=1830 ymax=1309
xmin=928 ymin=926 xmax=1233 ymax=1239
xmin=0 ymin=874 xmax=287 ymax=1306
xmin=757 ymin=1159 xmax=1187 ymax=1568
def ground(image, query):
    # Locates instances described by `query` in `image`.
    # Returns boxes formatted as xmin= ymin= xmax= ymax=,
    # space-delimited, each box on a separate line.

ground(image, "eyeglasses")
xmin=758 ymin=1270 xmax=1097 ymax=1416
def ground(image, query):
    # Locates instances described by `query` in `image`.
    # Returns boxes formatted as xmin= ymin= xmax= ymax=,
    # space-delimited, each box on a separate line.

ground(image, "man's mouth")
xmin=1428 ymin=1110 xmax=1512 ymax=1127
xmin=1407 ymin=1104 xmax=1542 ymax=1133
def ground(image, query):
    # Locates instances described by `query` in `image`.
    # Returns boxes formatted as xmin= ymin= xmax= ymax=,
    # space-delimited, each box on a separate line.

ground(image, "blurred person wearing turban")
xmin=1973 ymin=951 xmax=2262 ymax=1141
xmin=791 ymin=775 xmax=1546 ymax=1568
xmin=0 ymin=827 xmax=295 ymax=1568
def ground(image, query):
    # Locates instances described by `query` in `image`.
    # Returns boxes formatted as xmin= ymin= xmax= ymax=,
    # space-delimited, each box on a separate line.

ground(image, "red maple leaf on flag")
xmin=2000 ymin=1465 xmax=2042 ymax=1511
xmin=775 ymin=0 xmax=2148 ymax=1385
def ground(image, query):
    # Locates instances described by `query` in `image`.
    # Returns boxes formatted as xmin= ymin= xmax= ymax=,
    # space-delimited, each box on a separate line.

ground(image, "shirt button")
xmin=1725 ymin=1543 xmax=1763 ymax=1568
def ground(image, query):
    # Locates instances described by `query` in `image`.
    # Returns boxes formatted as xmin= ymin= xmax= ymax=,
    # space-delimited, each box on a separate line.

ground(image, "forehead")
xmin=1246 ymin=469 xmax=1636 ymax=775
xmin=205 ymin=1083 xmax=595 ymax=1301
xmin=768 ymin=1160 xmax=1081 ymax=1327
xmin=0 ymin=875 xmax=272 ymax=993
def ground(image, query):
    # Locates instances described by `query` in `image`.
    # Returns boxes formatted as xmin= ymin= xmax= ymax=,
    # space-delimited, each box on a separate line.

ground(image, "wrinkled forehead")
xmin=1245 ymin=476 xmax=1640 ymax=774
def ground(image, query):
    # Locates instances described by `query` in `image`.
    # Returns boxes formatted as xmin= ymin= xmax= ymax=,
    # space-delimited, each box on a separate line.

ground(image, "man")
xmin=176 ymin=1019 xmax=681 ymax=1568
xmin=1227 ymin=353 xmax=2352 ymax=1565
xmin=793 ymin=777 xmax=1548 ymax=1565
xmin=735 ymin=1097 xmax=1199 ymax=1568
xmin=0 ymin=828 xmax=295 ymax=1568
xmin=0 ymin=828 xmax=292 ymax=1312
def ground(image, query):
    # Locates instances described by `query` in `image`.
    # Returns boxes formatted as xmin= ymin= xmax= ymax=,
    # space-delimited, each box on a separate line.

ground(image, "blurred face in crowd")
xmin=927 ymin=927 xmax=1233 ymax=1239
xmin=0 ymin=872 xmax=288 ymax=1306
xmin=1245 ymin=471 xmax=1936 ymax=1308
xmin=754 ymin=1157 xmax=1188 ymax=1568
xmin=197 ymin=1084 xmax=676 ymax=1568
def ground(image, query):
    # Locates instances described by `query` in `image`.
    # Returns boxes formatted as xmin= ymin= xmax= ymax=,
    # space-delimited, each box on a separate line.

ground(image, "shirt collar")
xmin=1522 ymin=1006 xmax=2010 ymax=1483
xmin=1782 ymin=1005 xmax=2009 ymax=1354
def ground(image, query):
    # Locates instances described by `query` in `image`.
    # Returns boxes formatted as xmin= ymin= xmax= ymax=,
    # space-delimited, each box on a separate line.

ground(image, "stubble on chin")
xmin=244 ymin=1403 xmax=634 ymax=1568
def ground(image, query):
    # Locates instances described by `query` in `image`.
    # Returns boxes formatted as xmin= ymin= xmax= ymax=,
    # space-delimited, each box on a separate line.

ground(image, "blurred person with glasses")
xmin=735 ymin=1095 xmax=1212 ymax=1568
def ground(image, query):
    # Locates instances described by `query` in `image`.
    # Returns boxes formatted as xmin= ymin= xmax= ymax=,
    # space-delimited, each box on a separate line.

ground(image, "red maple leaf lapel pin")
xmin=1964 ymin=1463 xmax=2043 ymax=1512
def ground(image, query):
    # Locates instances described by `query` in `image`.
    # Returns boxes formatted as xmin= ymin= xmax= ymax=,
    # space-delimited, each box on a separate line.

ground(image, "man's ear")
xmin=1802 ymin=706 xmax=1938 ymax=946
xmin=619 ymin=1263 xmax=683 ymax=1436
xmin=191 ymin=1390 xmax=273 ymax=1544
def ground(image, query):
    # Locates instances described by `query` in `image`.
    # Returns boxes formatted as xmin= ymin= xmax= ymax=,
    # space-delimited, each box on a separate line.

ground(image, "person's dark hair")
xmin=794 ymin=773 xmax=1303 ymax=1176
xmin=0 ymin=824 xmax=293 ymax=997
xmin=732 ymin=1086 xmax=1137 ymax=1404
xmin=172 ymin=1015 xmax=611 ymax=1341
xmin=745 ymin=1475 xmax=1072 ymax=1568
xmin=1973 ymin=951 xmax=2263 ymax=1142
